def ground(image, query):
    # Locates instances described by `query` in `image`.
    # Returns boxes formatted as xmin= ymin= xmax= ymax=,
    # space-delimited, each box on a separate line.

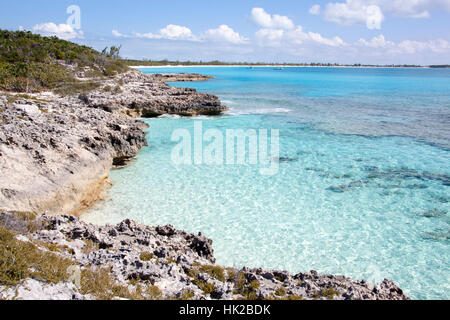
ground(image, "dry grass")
xmin=274 ymin=286 xmax=286 ymax=297
xmin=178 ymin=289 xmax=195 ymax=300
xmin=320 ymin=287 xmax=341 ymax=300
xmin=0 ymin=226 xmax=74 ymax=286
xmin=197 ymin=264 xmax=226 ymax=282
xmin=0 ymin=212 xmax=168 ymax=300
xmin=82 ymin=239 xmax=99 ymax=254
xmin=139 ymin=252 xmax=155 ymax=261
xmin=230 ymin=271 xmax=260 ymax=300
xmin=79 ymin=266 xmax=164 ymax=300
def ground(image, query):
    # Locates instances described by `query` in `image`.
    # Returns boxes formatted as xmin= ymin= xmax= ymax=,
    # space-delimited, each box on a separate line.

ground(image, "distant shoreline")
xmin=130 ymin=65 xmax=431 ymax=69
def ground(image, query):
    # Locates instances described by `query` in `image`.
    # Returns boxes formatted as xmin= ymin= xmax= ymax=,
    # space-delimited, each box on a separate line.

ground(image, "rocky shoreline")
xmin=79 ymin=71 xmax=226 ymax=117
xmin=0 ymin=212 xmax=409 ymax=300
xmin=0 ymin=68 xmax=409 ymax=300
xmin=0 ymin=70 xmax=226 ymax=215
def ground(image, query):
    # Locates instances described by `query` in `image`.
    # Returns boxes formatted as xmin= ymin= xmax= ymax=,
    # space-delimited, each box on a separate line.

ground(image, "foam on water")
xmin=82 ymin=67 xmax=450 ymax=299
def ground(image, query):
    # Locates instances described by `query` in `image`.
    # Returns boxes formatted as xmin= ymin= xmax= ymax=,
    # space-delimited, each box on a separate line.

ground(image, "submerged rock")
xmin=422 ymin=228 xmax=450 ymax=241
xmin=366 ymin=167 xmax=450 ymax=186
xmin=418 ymin=209 xmax=447 ymax=218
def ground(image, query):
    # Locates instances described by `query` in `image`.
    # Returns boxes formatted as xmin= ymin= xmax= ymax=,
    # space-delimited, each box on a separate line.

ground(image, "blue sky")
xmin=1 ymin=0 xmax=449 ymax=64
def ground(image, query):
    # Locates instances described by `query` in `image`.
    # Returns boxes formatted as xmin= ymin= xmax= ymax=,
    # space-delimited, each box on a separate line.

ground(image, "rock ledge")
xmin=0 ymin=212 xmax=409 ymax=300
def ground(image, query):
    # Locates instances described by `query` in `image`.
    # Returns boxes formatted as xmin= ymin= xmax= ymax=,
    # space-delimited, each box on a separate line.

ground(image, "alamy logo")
xmin=171 ymin=121 xmax=280 ymax=176
xmin=66 ymin=5 xmax=81 ymax=30
xmin=366 ymin=5 xmax=383 ymax=30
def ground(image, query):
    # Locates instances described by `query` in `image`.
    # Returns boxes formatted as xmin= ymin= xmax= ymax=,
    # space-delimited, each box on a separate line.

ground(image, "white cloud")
xmin=203 ymin=25 xmax=248 ymax=44
xmin=410 ymin=11 xmax=431 ymax=18
xmin=322 ymin=0 xmax=450 ymax=29
xmin=32 ymin=22 xmax=83 ymax=40
xmin=133 ymin=32 xmax=156 ymax=39
xmin=252 ymin=8 xmax=345 ymax=47
xmin=357 ymin=34 xmax=450 ymax=56
xmin=397 ymin=39 xmax=450 ymax=54
xmin=160 ymin=24 xmax=196 ymax=40
xmin=324 ymin=1 xmax=384 ymax=29
xmin=107 ymin=6 xmax=450 ymax=65
xmin=134 ymin=24 xmax=197 ymax=41
xmin=256 ymin=25 xmax=346 ymax=48
xmin=308 ymin=32 xmax=346 ymax=47
xmin=112 ymin=30 xmax=127 ymax=38
xmin=250 ymin=8 xmax=295 ymax=30
xmin=379 ymin=0 xmax=450 ymax=18
xmin=255 ymin=29 xmax=284 ymax=42
xmin=358 ymin=34 xmax=394 ymax=48
xmin=397 ymin=40 xmax=427 ymax=54
xmin=309 ymin=4 xmax=321 ymax=15
xmin=287 ymin=27 xmax=310 ymax=44
xmin=115 ymin=24 xmax=245 ymax=44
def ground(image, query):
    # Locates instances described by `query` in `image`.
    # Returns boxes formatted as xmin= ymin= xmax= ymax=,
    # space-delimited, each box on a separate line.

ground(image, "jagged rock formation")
xmin=0 ymin=95 xmax=148 ymax=214
xmin=0 ymin=212 xmax=409 ymax=300
xmin=0 ymin=70 xmax=227 ymax=215
xmin=149 ymin=73 xmax=215 ymax=82
xmin=80 ymin=70 xmax=227 ymax=117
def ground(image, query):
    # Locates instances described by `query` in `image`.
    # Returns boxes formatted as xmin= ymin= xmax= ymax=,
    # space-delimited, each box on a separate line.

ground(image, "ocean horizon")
xmin=81 ymin=66 xmax=450 ymax=300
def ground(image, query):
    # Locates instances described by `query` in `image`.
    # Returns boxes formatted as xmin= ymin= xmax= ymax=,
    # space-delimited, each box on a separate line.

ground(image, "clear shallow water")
xmin=82 ymin=67 xmax=450 ymax=299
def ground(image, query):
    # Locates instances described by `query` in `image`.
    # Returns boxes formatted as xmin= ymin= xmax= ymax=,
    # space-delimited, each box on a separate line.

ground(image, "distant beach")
xmin=130 ymin=65 xmax=430 ymax=69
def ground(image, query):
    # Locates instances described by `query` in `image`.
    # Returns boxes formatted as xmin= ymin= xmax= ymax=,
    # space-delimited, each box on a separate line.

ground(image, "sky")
xmin=1 ymin=0 xmax=449 ymax=64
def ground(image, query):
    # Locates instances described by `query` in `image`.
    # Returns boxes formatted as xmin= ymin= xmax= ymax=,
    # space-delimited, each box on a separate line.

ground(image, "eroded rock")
xmin=0 ymin=212 xmax=410 ymax=300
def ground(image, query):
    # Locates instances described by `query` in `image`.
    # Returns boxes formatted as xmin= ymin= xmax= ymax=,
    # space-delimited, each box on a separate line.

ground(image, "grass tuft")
xmin=0 ymin=226 xmax=74 ymax=286
xmin=198 ymin=264 xmax=226 ymax=282
xmin=139 ymin=252 xmax=155 ymax=261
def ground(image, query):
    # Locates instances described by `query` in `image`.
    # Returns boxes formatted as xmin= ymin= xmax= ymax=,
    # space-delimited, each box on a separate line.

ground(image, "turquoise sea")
xmin=82 ymin=67 xmax=450 ymax=299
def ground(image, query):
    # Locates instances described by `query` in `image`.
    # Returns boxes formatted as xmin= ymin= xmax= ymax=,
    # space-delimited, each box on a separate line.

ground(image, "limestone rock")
xmin=0 ymin=212 xmax=410 ymax=300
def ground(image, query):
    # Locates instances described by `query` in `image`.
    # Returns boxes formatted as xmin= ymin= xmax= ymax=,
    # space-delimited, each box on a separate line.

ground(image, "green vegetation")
xmin=274 ymin=274 xmax=287 ymax=282
xmin=0 ymin=226 xmax=73 ymax=286
xmin=194 ymin=279 xmax=215 ymax=294
xmin=145 ymin=285 xmax=163 ymax=299
xmin=320 ymin=287 xmax=341 ymax=300
xmin=429 ymin=65 xmax=450 ymax=68
xmin=274 ymin=286 xmax=286 ymax=297
xmin=186 ymin=264 xmax=223 ymax=295
xmin=311 ymin=287 xmax=341 ymax=300
xmin=266 ymin=293 xmax=304 ymax=300
xmin=139 ymin=252 xmax=155 ymax=261
xmin=1 ymin=211 xmax=42 ymax=233
xmin=82 ymin=239 xmax=100 ymax=254
xmin=285 ymin=294 xmax=303 ymax=300
xmin=231 ymin=271 xmax=260 ymax=300
xmin=197 ymin=264 xmax=226 ymax=282
xmin=79 ymin=267 xmax=162 ymax=300
xmin=0 ymin=30 xmax=128 ymax=94
xmin=52 ymin=81 xmax=102 ymax=96
xmin=101 ymin=46 xmax=122 ymax=60
xmin=0 ymin=224 xmax=165 ymax=300
xmin=178 ymin=289 xmax=195 ymax=300
xmin=165 ymin=256 xmax=178 ymax=265
xmin=0 ymin=213 xmax=184 ymax=300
